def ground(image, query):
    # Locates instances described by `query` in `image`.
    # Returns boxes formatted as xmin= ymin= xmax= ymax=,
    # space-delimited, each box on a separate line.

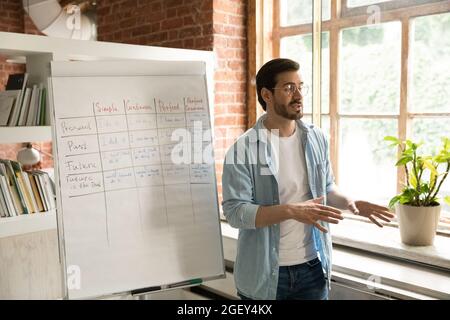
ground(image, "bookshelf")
xmin=0 ymin=209 xmax=56 ymax=238
xmin=0 ymin=31 xmax=215 ymax=299
xmin=0 ymin=126 xmax=52 ymax=143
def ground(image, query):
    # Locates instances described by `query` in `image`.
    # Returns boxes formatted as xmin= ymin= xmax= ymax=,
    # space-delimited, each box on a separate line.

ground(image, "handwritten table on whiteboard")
xmin=50 ymin=60 xmax=224 ymax=299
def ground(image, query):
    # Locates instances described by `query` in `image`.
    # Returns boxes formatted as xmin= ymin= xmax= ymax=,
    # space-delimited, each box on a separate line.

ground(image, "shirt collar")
xmin=252 ymin=113 xmax=311 ymax=143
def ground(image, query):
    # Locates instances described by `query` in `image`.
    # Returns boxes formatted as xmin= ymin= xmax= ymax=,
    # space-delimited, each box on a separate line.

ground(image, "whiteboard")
xmin=49 ymin=60 xmax=225 ymax=299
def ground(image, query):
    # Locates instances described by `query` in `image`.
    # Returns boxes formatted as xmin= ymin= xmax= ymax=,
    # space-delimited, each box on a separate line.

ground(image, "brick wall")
xmin=0 ymin=0 xmax=23 ymax=33
xmin=212 ymin=0 xmax=246 ymax=200
xmin=97 ymin=0 xmax=214 ymax=50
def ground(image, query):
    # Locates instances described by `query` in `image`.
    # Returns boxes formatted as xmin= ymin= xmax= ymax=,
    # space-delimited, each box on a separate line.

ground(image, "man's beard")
xmin=273 ymin=99 xmax=303 ymax=120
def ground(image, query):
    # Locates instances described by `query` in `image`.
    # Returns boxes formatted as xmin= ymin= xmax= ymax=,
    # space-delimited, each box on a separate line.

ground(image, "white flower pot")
xmin=395 ymin=203 xmax=441 ymax=246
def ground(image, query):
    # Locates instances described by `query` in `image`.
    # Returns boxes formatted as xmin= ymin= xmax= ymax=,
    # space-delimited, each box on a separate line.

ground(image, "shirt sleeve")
xmin=221 ymin=146 xmax=259 ymax=230
xmin=322 ymin=131 xmax=336 ymax=194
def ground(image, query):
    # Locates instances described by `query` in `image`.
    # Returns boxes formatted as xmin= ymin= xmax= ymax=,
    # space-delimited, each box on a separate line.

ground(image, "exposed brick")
xmin=179 ymin=26 xmax=202 ymax=39
xmin=161 ymin=17 xmax=183 ymax=30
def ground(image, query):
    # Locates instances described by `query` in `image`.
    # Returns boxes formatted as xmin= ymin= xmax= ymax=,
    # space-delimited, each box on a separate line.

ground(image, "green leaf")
xmin=396 ymin=156 xmax=413 ymax=166
xmin=403 ymin=149 xmax=414 ymax=156
xmin=444 ymin=196 xmax=450 ymax=206
xmin=423 ymin=159 xmax=438 ymax=176
xmin=405 ymin=140 xmax=413 ymax=148
xmin=401 ymin=187 xmax=417 ymax=201
xmin=399 ymin=196 xmax=412 ymax=204
xmin=421 ymin=183 xmax=429 ymax=194
xmin=435 ymin=151 xmax=450 ymax=163
xmin=442 ymin=137 xmax=450 ymax=151
xmin=409 ymin=171 xmax=417 ymax=188
xmin=389 ymin=195 xmax=400 ymax=208
xmin=384 ymin=136 xmax=400 ymax=143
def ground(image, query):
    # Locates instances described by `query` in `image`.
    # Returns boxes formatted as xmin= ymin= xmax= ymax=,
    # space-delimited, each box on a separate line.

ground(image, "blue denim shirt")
xmin=222 ymin=114 xmax=335 ymax=300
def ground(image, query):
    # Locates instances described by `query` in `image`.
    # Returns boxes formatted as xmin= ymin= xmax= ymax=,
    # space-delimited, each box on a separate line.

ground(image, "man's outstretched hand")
xmin=347 ymin=201 xmax=394 ymax=227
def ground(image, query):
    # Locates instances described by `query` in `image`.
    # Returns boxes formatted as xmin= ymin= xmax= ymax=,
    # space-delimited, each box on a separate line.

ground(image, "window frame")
xmin=247 ymin=0 xmax=450 ymax=232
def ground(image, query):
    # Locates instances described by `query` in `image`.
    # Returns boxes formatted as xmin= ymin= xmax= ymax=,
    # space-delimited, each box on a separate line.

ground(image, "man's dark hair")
xmin=256 ymin=58 xmax=299 ymax=111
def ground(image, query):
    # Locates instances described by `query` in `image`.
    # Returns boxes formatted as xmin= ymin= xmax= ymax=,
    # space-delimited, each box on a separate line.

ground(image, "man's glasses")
xmin=272 ymin=83 xmax=309 ymax=97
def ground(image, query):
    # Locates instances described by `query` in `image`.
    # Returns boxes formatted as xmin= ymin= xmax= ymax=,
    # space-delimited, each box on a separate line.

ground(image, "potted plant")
xmin=384 ymin=136 xmax=450 ymax=246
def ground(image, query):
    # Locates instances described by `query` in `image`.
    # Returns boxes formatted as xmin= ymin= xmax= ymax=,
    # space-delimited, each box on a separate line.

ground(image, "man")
xmin=221 ymin=58 xmax=394 ymax=300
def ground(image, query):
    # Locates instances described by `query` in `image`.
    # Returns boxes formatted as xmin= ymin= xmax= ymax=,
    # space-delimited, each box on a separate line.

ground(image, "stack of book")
xmin=0 ymin=159 xmax=56 ymax=218
xmin=0 ymin=73 xmax=47 ymax=127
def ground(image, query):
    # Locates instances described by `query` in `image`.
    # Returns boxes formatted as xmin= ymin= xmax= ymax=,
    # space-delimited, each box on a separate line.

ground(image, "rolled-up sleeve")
xmin=221 ymin=148 xmax=259 ymax=229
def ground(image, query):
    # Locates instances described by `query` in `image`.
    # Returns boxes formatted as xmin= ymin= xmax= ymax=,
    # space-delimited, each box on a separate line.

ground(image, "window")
xmin=280 ymin=32 xmax=330 ymax=138
xmin=259 ymin=0 xmax=450 ymax=233
xmin=347 ymin=0 xmax=394 ymax=8
xmin=280 ymin=0 xmax=331 ymax=26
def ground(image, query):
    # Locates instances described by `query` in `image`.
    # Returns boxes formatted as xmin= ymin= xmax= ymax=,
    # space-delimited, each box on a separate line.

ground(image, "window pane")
xmin=280 ymin=0 xmax=330 ymax=26
xmin=411 ymin=117 xmax=450 ymax=223
xmin=339 ymin=118 xmax=397 ymax=205
xmin=280 ymin=32 xmax=330 ymax=114
xmin=411 ymin=13 xmax=450 ymax=113
xmin=347 ymin=0 xmax=393 ymax=7
xmin=411 ymin=117 xmax=450 ymax=154
xmin=340 ymin=22 xmax=401 ymax=114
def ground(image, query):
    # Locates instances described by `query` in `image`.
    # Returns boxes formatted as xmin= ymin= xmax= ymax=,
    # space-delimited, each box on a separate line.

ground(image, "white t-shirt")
xmin=275 ymin=128 xmax=317 ymax=266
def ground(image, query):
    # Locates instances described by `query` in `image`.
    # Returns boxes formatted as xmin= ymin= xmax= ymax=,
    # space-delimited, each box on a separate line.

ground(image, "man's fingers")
xmin=369 ymin=215 xmax=383 ymax=227
xmin=313 ymin=222 xmax=328 ymax=233
xmin=314 ymin=208 xmax=344 ymax=220
xmin=348 ymin=202 xmax=359 ymax=214
xmin=315 ymin=204 xmax=343 ymax=215
xmin=375 ymin=210 xmax=395 ymax=219
xmin=317 ymin=216 xmax=341 ymax=224
xmin=366 ymin=202 xmax=391 ymax=212
xmin=372 ymin=211 xmax=392 ymax=223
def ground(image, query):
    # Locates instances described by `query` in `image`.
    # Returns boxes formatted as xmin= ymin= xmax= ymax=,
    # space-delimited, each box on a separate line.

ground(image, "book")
xmin=16 ymin=87 xmax=32 ymax=126
xmin=38 ymin=171 xmax=56 ymax=210
xmin=0 ymin=159 xmax=27 ymax=215
xmin=0 ymin=174 xmax=17 ymax=217
xmin=5 ymin=73 xmax=28 ymax=91
xmin=6 ymin=73 xmax=28 ymax=126
xmin=20 ymin=171 xmax=38 ymax=213
xmin=27 ymin=172 xmax=44 ymax=212
xmin=38 ymin=87 xmax=46 ymax=125
xmin=32 ymin=171 xmax=48 ymax=212
xmin=35 ymin=84 xmax=44 ymax=125
xmin=0 ymin=179 xmax=8 ymax=217
xmin=10 ymin=160 xmax=34 ymax=213
xmin=0 ymin=90 xmax=20 ymax=126
xmin=33 ymin=170 xmax=55 ymax=210
xmin=26 ymin=85 xmax=40 ymax=126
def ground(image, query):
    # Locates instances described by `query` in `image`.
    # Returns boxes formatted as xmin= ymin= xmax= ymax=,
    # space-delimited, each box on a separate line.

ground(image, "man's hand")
xmin=348 ymin=200 xmax=394 ymax=227
xmin=288 ymin=197 xmax=344 ymax=233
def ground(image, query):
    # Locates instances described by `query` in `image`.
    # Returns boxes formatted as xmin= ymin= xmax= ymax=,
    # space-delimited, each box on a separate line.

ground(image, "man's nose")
xmin=293 ymin=87 xmax=302 ymax=98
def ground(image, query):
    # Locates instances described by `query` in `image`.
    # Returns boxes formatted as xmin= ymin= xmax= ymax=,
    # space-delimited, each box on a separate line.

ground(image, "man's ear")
xmin=261 ymin=88 xmax=273 ymax=106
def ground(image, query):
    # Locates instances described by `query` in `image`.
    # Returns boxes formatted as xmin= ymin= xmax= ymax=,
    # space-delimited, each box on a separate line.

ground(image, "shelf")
xmin=0 ymin=210 xmax=57 ymax=238
xmin=0 ymin=126 xmax=52 ymax=143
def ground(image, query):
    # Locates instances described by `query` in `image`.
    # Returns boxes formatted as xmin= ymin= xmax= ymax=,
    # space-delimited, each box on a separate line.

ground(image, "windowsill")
xmin=220 ymin=221 xmax=450 ymax=299
xmin=331 ymin=218 xmax=450 ymax=270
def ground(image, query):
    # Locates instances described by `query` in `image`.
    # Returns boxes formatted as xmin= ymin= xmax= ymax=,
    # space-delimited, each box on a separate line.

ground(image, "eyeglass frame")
xmin=271 ymin=83 xmax=309 ymax=96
